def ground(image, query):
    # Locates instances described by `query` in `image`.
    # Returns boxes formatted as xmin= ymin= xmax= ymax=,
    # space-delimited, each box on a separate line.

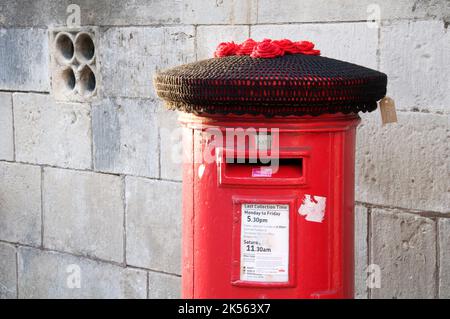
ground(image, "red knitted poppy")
xmin=214 ymin=41 xmax=239 ymax=58
xmin=272 ymin=39 xmax=302 ymax=54
xmin=236 ymin=39 xmax=257 ymax=55
xmin=213 ymin=38 xmax=321 ymax=59
xmin=250 ymin=40 xmax=285 ymax=58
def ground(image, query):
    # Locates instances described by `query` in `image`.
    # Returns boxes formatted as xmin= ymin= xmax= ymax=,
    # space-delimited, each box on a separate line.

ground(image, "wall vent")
xmin=50 ymin=27 xmax=99 ymax=102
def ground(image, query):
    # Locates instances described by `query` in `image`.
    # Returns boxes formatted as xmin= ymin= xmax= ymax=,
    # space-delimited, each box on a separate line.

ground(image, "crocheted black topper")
xmin=153 ymin=54 xmax=387 ymax=117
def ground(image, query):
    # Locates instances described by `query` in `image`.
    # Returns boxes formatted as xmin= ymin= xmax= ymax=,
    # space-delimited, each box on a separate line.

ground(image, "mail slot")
xmin=224 ymin=158 xmax=303 ymax=181
xmin=219 ymin=149 xmax=307 ymax=187
xmin=154 ymin=39 xmax=387 ymax=299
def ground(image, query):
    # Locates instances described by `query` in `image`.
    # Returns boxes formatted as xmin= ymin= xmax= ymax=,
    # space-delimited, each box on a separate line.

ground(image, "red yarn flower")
xmin=295 ymin=41 xmax=321 ymax=56
xmin=214 ymin=41 xmax=239 ymax=58
xmin=296 ymin=41 xmax=315 ymax=52
xmin=236 ymin=39 xmax=257 ymax=55
xmin=213 ymin=39 xmax=320 ymax=58
xmin=272 ymin=39 xmax=302 ymax=54
xmin=250 ymin=39 xmax=284 ymax=58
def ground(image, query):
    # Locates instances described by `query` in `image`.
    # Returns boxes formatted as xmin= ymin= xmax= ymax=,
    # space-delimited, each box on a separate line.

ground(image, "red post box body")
xmin=154 ymin=51 xmax=387 ymax=299
xmin=180 ymin=112 xmax=360 ymax=299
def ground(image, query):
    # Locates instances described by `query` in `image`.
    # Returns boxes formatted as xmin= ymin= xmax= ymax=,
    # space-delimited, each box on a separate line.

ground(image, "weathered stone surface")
xmin=251 ymin=23 xmax=378 ymax=68
xmin=0 ymin=93 xmax=13 ymax=160
xmin=148 ymin=272 xmax=181 ymax=299
xmin=257 ymin=0 xmax=450 ymax=24
xmin=0 ymin=0 xmax=257 ymax=27
xmin=158 ymin=109 xmax=182 ymax=181
xmin=0 ymin=242 xmax=17 ymax=299
xmin=381 ymin=20 xmax=450 ymax=113
xmin=18 ymin=247 xmax=146 ymax=298
xmin=439 ymin=219 xmax=450 ymax=298
xmin=370 ymin=209 xmax=436 ymax=299
xmin=0 ymin=0 xmax=181 ymax=27
xmin=355 ymin=205 xmax=368 ymax=299
xmin=126 ymin=177 xmax=181 ymax=274
xmin=0 ymin=162 xmax=41 ymax=245
xmin=93 ymin=98 xmax=159 ymax=178
xmin=184 ymin=0 xmax=257 ymax=25
xmin=356 ymin=111 xmax=449 ymax=213
xmin=196 ymin=25 xmax=250 ymax=60
xmin=0 ymin=28 xmax=49 ymax=91
xmin=100 ymin=26 xmax=195 ymax=99
xmin=13 ymin=93 xmax=91 ymax=169
xmin=43 ymin=167 xmax=124 ymax=263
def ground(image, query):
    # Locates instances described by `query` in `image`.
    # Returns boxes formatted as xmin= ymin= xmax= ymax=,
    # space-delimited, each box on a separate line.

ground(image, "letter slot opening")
xmin=224 ymin=158 xmax=303 ymax=180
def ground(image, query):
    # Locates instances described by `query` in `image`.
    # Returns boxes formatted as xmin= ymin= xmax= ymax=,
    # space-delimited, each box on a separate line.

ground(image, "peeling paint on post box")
xmin=298 ymin=194 xmax=326 ymax=223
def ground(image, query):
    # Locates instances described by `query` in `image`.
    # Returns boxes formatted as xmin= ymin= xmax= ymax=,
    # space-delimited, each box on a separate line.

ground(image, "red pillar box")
xmin=154 ymin=40 xmax=387 ymax=299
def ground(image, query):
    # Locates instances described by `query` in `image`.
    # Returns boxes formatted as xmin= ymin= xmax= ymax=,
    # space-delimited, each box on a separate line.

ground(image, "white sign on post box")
xmin=240 ymin=203 xmax=289 ymax=283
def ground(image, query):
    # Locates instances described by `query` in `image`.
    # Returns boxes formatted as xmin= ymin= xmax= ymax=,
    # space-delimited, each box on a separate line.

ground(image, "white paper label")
xmin=240 ymin=203 xmax=289 ymax=283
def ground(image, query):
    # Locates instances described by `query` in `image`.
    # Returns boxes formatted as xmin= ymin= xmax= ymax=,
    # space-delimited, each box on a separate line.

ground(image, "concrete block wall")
xmin=0 ymin=0 xmax=448 ymax=298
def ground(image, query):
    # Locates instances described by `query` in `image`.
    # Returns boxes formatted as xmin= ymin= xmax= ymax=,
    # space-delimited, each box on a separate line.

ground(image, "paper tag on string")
xmin=379 ymin=96 xmax=397 ymax=125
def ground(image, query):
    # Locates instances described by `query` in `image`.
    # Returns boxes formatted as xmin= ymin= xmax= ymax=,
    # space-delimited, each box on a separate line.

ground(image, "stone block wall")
xmin=0 ymin=0 xmax=448 ymax=298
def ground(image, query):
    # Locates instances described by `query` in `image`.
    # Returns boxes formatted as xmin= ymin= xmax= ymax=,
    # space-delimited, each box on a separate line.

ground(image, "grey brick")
xmin=251 ymin=23 xmax=378 ymax=69
xmin=0 ymin=0 xmax=257 ymax=27
xmin=18 ymin=246 xmax=146 ymax=298
xmin=356 ymin=111 xmax=449 ymax=213
xmin=0 ymin=28 xmax=49 ymax=91
xmin=126 ymin=177 xmax=181 ymax=274
xmin=355 ymin=205 xmax=368 ymax=299
xmin=183 ymin=0 xmax=257 ymax=25
xmin=380 ymin=21 xmax=450 ymax=113
xmin=93 ymin=98 xmax=159 ymax=178
xmin=0 ymin=0 xmax=181 ymax=27
xmin=148 ymin=272 xmax=181 ymax=299
xmin=370 ymin=209 xmax=436 ymax=299
xmin=0 ymin=162 xmax=41 ymax=245
xmin=196 ymin=25 xmax=250 ymax=60
xmin=158 ymin=109 xmax=182 ymax=181
xmin=439 ymin=219 xmax=450 ymax=298
xmin=0 ymin=93 xmax=13 ymax=160
xmin=100 ymin=26 xmax=195 ymax=99
xmin=257 ymin=0 xmax=450 ymax=24
xmin=0 ymin=242 xmax=17 ymax=299
xmin=13 ymin=93 xmax=91 ymax=169
xmin=43 ymin=167 xmax=124 ymax=263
